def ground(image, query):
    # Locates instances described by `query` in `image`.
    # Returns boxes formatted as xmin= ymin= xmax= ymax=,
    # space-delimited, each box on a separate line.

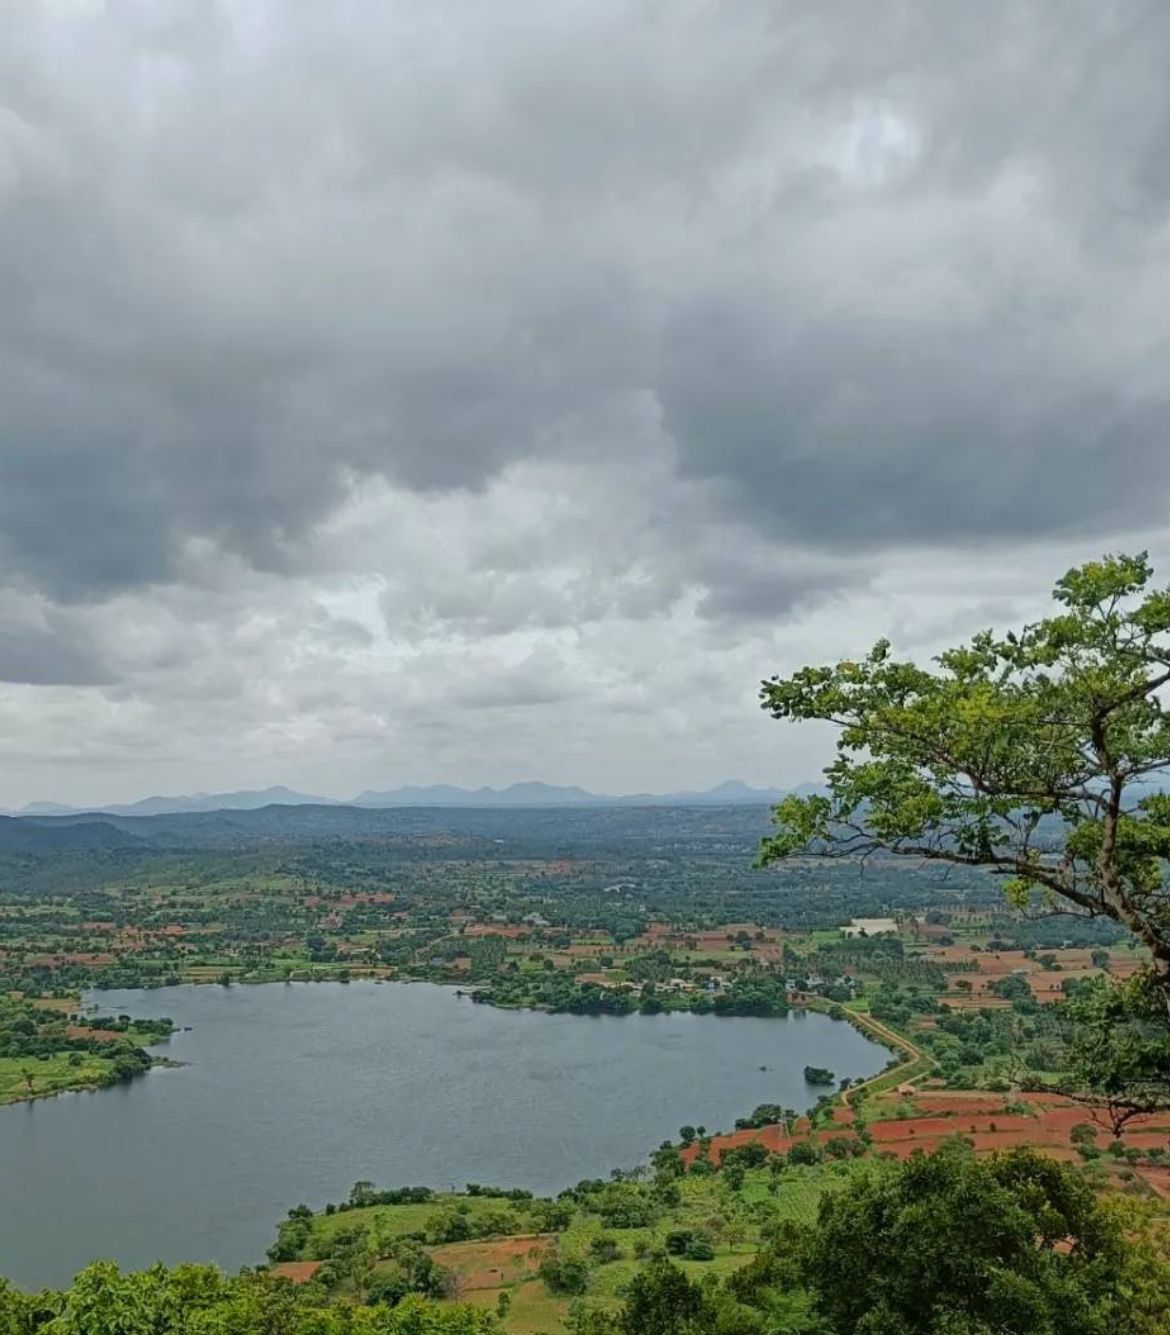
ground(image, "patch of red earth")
xmin=928 ymin=948 xmax=1031 ymax=974
xmin=686 ymin=1092 xmax=1170 ymax=1169
xmin=462 ymin=924 xmax=528 ymax=939
xmin=28 ymin=952 xmax=116 ymax=966
xmin=1136 ymin=1166 xmax=1170 ymax=1198
xmin=428 ymin=1235 xmax=549 ymax=1291
xmin=270 ymin=1261 xmax=322 ymax=1284
xmin=910 ymin=1095 xmax=1020 ymax=1115
xmin=681 ymin=1123 xmax=805 ymax=1166
xmin=910 ymin=924 xmax=955 ymax=941
xmin=65 ymin=1025 xmax=123 ymax=1042
xmin=868 ymin=1115 xmax=1037 ymax=1142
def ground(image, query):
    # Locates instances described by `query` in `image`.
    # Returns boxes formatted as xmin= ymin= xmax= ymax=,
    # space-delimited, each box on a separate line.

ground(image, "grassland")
xmin=0 ymin=1052 xmax=115 ymax=1104
xmin=276 ymin=1162 xmax=868 ymax=1333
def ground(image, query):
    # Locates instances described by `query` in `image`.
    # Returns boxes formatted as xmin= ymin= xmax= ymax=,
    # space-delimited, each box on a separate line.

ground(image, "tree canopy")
xmin=800 ymin=1142 xmax=1142 ymax=1334
xmin=1066 ymin=970 xmax=1170 ymax=1133
xmin=759 ymin=553 xmax=1170 ymax=1011
xmin=0 ymin=1264 xmax=495 ymax=1335
xmin=576 ymin=1143 xmax=1170 ymax=1334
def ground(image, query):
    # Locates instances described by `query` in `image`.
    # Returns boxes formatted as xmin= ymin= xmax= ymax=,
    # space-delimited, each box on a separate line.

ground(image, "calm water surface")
xmin=0 ymin=981 xmax=884 ymax=1288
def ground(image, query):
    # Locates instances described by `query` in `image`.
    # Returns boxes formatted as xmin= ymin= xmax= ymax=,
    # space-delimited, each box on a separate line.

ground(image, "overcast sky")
xmin=2 ymin=1 xmax=1170 ymax=807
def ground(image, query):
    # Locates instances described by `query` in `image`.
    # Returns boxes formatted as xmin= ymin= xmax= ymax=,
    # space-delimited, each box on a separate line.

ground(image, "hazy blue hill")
xmin=0 ymin=815 xmax=141 ymax=851
xmin=10 ymin=785 xmax=332 ymax=818
xmin=7 ymin=779 xmax=786 ymax=818
xmin=352 ymin=779 xmax=785 ymax=807
xmin=0 ymin=801 xmax=779 ymax=853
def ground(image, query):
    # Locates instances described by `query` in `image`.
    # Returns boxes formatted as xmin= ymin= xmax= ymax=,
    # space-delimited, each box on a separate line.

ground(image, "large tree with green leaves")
xmin=801 ymin=1142 xmax=1147 ymax=1335
xmin=759 ymin=554 xmax=1170 ymax=1013
xmin=1065 ymin=971 xmax=1170 ymax=1135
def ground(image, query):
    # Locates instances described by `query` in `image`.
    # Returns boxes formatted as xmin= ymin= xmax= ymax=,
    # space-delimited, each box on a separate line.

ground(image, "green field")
xmin=275 ymin=1161 xmax=869 ymax=1334
xmin=0 ymin=1052 xmax=117 ymax=1105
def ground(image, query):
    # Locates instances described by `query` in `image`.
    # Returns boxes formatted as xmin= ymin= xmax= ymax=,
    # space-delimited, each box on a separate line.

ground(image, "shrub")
xmin=787 ymin=1141 xmax=821 ymax=1166
xmin=683 ymin=1235 xmax=715 ymax=1261
xmin=540 ymin=1255 xmax=589 ymax=1295
xmin=589 ymin=1236 xmax=621 ymax=1264
xmin=664 ymin=1230 xmax=693 ymax=1256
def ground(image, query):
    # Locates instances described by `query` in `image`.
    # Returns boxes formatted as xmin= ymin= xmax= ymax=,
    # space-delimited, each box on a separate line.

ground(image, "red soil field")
xmin=428 ymin=1235 xmax=549 ymax=1291
xmin=686 ymin=1091 xmax=1170 ymax=1168
xmin=1136 ymin=1166 xmax=1170 ymax=1198
xmin=270 ymin=1261 xmax=322 ymax=1284
xmin=911 ymin=1094 xmax=1023 ymax=1114
xmin=26 ymin=952 xmax=116 ymax=967
xmin=65 ymin=1025 xmax=123 ymax=1042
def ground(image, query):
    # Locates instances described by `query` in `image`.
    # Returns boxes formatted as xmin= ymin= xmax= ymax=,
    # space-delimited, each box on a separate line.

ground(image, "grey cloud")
xmin=0 ymin=604 xmax=112 ymax=685
xmin=689 ymin=539 xmax=866 ymax=623
xmin=458 ymin=668 xmax=580 ymax=711
xmin=660 ymin=296 xmax=1170 ymax=550
xmin=3 ymin=0 xmax=1170 ymax=622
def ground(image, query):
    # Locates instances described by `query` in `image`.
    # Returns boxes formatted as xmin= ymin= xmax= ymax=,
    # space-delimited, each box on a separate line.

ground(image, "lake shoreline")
xmin=0 ymin=979 xmax=887 ymax=1289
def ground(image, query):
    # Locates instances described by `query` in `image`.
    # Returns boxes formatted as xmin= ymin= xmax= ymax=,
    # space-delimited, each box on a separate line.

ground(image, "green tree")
xmin=617 ymin=1258 xmax=713 ymax=1335
xmin=539 ymin=1254 xmax=589 ymax=1296
xmin=759 ymin=554 xmax=1170 ymax=1015
xmin=802 ymin=1141 xmax=1143 ymax=1334
xmin=1066 ymin=971 xmax=1170 ymax=1134
xmin=5 ymin=1261 xmax=498 ymax=1334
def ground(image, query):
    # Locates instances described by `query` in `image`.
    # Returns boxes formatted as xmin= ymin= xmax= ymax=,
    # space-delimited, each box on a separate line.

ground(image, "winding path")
xmin=838 ymin=1008 xmax=929 ymax=1105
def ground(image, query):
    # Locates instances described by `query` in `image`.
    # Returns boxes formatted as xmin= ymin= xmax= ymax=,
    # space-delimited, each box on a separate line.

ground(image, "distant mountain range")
xmin=0 ymin=800 xmax=786 ymax=856
xmin=5 ymin=779 xmax=791 ymax=819
xmin=351 ymin=779 xmax=791 ymax=809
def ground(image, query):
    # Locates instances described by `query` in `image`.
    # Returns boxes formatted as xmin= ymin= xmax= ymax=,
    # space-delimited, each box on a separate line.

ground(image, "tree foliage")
xmin=1066 ymin=970 xmax=1170 ymax=1133
xmin=801 ymin=1142 xmax=1133 ymax=1334
xmin=0 ymin=1263 xmax=495 ymax=1335
xmin=760 ymin=554 xmax=1170 ymax=1011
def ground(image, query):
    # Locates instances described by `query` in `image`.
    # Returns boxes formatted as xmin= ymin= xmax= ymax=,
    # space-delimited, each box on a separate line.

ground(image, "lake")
xmin=0 ymin=981 xmax=885 ymax=1288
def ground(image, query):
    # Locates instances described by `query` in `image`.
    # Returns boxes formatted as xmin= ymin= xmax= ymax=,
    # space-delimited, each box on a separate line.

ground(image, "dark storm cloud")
xmin=2 ymin=0 xmax=1170 ymax=615
xmin=0 ymin=606 xmax=112 ymax=686
xmin=660 ymin=300 xmax=1170 ymax=548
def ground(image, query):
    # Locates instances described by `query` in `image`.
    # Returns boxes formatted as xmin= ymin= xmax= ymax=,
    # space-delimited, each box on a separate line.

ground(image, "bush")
xmin=589 ymin=1236 xmax=621 ymax=1264
xmin=824 ymin=1136 xmax=856 ymax=1160
xmin=664 ymin=1230 xmax=693 ymax=1256
xmin=540 ymin=1255 xmax=589 ymax=1295
xmin=787 ymin=1141 xmax=821 ymax=1166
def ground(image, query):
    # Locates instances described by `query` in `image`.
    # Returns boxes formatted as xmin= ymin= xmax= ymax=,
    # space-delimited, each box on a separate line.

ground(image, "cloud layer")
xmin=2 ymin=1 xmax=1169 ymax=803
